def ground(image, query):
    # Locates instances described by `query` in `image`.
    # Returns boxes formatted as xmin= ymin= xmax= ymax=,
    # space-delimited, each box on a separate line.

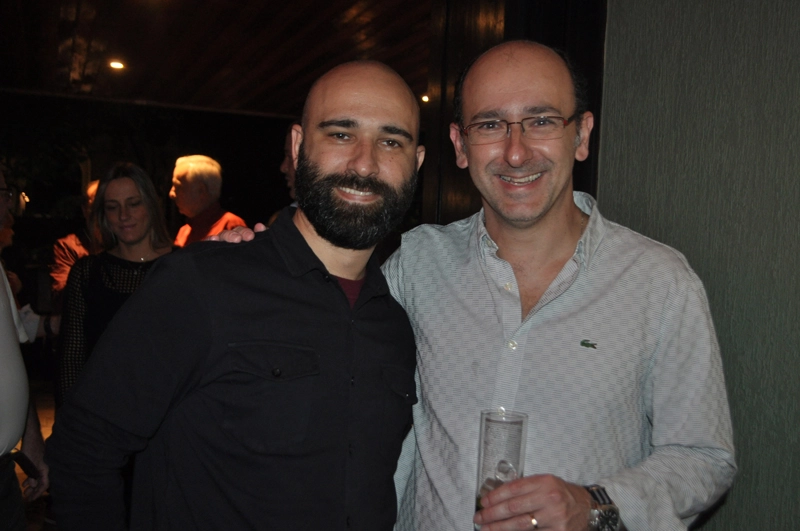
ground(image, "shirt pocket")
xmin=380 ymin=365 xmax=418 ymax=460
xmin=222 ymin=341 xmax=320 ymax=454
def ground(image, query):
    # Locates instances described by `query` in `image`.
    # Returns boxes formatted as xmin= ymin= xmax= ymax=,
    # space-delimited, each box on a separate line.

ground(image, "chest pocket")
xmin=222 ymin=341 xmax=320 ymax=454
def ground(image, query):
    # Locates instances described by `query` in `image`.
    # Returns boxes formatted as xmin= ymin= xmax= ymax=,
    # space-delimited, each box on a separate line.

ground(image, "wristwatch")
xmin=585 ymin=484 xmax=621 ymax=531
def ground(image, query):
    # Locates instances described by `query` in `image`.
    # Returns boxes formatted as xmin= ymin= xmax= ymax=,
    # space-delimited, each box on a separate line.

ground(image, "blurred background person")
xmin=267 ymin=121 xmax=300 ymax=227
xmin=50 ymin=180 xmax=99 ymax=314
xmin=1 ymin=168 xmax=48 ymax=531
xmin=169 ymin=155 xmax=245 ymax=246
xmin=57 ymin=163 xmax=172 ymax=405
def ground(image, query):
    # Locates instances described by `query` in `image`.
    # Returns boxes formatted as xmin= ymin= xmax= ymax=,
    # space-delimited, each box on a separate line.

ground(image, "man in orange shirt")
xmin=169 ymin=155 xmax=246 ymax=246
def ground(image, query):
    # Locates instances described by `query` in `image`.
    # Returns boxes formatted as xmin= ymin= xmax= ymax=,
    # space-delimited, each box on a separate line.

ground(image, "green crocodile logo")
xmin=580 ymin=339 xmax=597 ymax=349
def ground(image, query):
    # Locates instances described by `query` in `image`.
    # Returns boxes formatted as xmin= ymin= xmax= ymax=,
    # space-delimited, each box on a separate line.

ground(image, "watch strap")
xmin=585 ymin=484 xmax=614 ymax=505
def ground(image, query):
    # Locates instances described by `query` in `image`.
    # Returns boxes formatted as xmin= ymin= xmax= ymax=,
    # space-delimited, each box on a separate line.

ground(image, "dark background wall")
xmin=600 ymin=1 xmax=800 ymax=528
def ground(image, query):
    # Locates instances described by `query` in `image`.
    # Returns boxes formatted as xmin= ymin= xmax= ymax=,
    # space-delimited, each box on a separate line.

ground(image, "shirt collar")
xmin=573 ymin=191 xmax=606 ymax=271
xmin=472 ymin=191 xmax=607 ymax=271
xmin=268 ymin=207 xmax=389 ymax=297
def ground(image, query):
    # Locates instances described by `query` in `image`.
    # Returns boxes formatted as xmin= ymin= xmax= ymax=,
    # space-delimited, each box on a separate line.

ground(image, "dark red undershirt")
xmin=334 ymin=275 xmax=366 ymax=308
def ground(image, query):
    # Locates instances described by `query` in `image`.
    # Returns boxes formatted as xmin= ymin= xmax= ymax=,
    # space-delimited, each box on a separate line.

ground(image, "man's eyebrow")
xmin=523 ymin=105 xmax=562 ymax=116
xmin=470 ymin=110 xmax=503 ymax=122
xmin=318 ymin=119 xmax=358 ymax=129
xmin=380 ymin=125 xmax=414 ymax=142
xmin=470 ymin=106 xmax=563 ymax=122
xmin=317 ymin=119 xmax=414 ymax=142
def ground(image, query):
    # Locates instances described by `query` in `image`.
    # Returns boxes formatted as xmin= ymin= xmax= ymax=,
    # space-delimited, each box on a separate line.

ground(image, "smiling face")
xmin=450 ymin=42 xmax=593 ymax=231
xmin=103 ymin=177 xmax=151 ymax=247
xmin=292 ymin=61 xmax=425 ymax=250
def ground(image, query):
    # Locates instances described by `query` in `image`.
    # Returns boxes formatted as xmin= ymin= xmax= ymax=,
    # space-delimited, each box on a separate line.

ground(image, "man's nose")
xmin=169 ymin=186 xmax=176 ymax=199
xmin=347 ymin=140 xmax=380 ymax=177
xmin=503 ymin=123 xmax=535 ymax=167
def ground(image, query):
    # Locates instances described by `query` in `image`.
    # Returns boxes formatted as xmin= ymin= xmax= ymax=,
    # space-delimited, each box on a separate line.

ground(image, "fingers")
xmin=22 ymin=477 xmax=47 ymax=501
xmin=477 ymin=513 xmax=542 ymax=531
xmin=475 ymin=477 xmax=544 ymax=528
xmin=475 ymin=475 xmax=591 ymax=531
xmin=231 ymin=226 xmax=257 ymax=241
xmin=253 ymin=223 xmax=267 ymax=233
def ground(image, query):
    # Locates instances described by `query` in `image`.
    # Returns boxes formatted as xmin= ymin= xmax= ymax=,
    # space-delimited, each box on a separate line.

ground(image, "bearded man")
xmin=46 ymin=60 xmax=425 ymax=531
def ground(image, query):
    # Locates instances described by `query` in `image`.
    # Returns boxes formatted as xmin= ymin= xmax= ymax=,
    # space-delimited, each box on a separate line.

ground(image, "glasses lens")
xmin=467 ymin=120 xmax=508 ymax=145
xmin=522 ymin=116 xmax=565 ymax=140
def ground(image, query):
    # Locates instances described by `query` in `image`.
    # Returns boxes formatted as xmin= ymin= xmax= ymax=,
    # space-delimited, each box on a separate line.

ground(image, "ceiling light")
xmin=109 ymin=61 xmax=125 ymax=69
xmin=421 ymin=95 xmax=429 ymax=103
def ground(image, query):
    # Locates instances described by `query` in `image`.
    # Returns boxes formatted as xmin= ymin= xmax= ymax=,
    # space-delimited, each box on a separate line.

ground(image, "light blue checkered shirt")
xmin=383 ymin=192 xmax=735 ymax=531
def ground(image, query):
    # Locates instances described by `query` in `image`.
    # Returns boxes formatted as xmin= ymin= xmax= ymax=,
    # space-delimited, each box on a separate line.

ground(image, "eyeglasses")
xmin=461 ymin=114 xmax=578 ymax=145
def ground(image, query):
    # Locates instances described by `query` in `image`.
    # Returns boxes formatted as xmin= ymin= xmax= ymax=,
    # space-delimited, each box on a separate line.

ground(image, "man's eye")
xmin=476 ymin=121 xmax=502 ymax=131
xmin=530 ymin=117 xmax=556 ymax=127
xmin=331 ymin=132 xmax=350 ymax=140
xmin=383 ymin=139 xmax=402 ymax=148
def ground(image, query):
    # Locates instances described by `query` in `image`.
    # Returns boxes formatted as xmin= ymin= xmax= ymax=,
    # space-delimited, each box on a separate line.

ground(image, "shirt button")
xmin=507 ymin=340 xmax=518 ymax=350
xmin=503 ymin=282 xmax=513 ymax=291
xmin=348 ymin=443 xmax=354 ymax=457
xmin=350 ymin=376 xmax=355 ymax=386
xmin=272 ymin=368 xmax=282 ymax=377
xmin=346 ymin=515 xmax=351 ymax=527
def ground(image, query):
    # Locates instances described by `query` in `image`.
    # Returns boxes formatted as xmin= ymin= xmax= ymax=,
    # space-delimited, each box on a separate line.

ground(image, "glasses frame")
xmin=461 ymin=113 xmax=578 ymax=145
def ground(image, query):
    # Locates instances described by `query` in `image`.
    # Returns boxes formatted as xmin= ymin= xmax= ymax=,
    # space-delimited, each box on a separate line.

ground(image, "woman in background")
xmin=57 ymin=162 xmax=173 ymax=404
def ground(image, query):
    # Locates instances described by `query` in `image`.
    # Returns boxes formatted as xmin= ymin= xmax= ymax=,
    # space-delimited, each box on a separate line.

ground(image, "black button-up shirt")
xmin=47 ymin=210 xmax=417 ymax=530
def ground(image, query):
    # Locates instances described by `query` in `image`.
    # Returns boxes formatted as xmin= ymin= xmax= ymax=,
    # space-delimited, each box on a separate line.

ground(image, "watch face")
xmin=597 ymin=509 xmax=620 ymax=531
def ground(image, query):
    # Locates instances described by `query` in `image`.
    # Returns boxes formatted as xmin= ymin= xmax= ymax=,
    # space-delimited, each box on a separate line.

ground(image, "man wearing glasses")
xmin=385 ymin=41 xmax=735 ymax=531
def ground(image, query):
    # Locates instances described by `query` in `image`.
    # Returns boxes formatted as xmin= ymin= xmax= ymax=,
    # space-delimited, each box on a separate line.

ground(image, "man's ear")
xmin=291 ymin=124 xmax=304 ymax=167
xmin=449 ymin=123 xmax=469 ymax=169
xmin=574 ymin=111 xmax=594 ymax=162
xmin=415 ymin=145 xmax=426 ymax=171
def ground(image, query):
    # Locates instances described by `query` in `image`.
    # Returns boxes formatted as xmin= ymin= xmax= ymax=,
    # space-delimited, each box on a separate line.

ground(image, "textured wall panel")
xmin=601 ymin=1 xmax=799 ymax=529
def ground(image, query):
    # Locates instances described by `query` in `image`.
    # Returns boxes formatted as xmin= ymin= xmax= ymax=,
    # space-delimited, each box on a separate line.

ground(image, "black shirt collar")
xmin=267 ymin=207 xmax=389 ymax=298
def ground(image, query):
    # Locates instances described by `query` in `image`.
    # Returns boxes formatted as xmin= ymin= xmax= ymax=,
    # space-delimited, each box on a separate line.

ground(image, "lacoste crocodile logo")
xmin=580 ymin=339 xmax=597 ymax=349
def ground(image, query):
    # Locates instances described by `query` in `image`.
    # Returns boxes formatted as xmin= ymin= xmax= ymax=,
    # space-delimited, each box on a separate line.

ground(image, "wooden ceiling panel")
xmin=0 ymin=0 xmax=433 ymax=117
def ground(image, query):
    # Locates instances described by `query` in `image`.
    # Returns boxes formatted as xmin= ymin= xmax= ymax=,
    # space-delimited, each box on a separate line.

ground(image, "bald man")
xmin=386 ymin=41 xmax=734 ymax=531
xmin=46 ymin=61 xmax=425 ymax=531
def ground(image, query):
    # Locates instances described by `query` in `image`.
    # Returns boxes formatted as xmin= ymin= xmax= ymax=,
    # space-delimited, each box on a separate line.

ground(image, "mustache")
xmin=318 ymin=172 xmax=395 ymax=198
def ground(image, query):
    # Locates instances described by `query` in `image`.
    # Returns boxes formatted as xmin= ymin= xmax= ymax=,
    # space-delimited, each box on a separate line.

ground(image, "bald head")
xmin=302 ymin=61 xmax=421 ymax=144
xmin=454 ymin=40 xmax=587 ymax=128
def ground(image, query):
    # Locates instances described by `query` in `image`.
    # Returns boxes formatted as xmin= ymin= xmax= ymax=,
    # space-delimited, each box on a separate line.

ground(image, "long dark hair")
xmin=91 ymin=162 xmax=172 ymax=251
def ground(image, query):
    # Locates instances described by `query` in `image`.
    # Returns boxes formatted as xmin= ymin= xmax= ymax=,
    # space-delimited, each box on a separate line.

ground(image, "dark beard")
xmin=294 ymin=145 xmax=418 ymax=250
